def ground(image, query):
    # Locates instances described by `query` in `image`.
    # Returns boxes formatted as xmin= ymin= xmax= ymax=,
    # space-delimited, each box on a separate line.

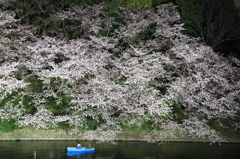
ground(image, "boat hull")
xmin=67 ymin=147 xmax=95 ymax=152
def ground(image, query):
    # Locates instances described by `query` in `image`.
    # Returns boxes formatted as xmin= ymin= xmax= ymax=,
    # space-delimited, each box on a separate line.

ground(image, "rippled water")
xmin=0 ymin=140 xmax=239 ymax=159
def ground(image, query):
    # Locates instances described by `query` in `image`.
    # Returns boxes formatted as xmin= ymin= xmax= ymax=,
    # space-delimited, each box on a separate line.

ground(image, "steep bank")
xmin=0 ymin=2 xmax=240 ymax=143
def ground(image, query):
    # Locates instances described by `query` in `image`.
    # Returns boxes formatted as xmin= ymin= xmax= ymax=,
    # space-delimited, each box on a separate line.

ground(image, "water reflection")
xmin=67 ymin=152 xmax=94 ymax=158
xmin=0 ymin=140 xmax=240 ymax=159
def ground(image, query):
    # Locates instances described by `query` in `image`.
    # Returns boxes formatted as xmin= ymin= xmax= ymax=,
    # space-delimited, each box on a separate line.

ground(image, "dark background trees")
xmin=1 ymin=0 xmax=240 ymax=58
xmin=177 ymin=0 xmax=240 ymax=58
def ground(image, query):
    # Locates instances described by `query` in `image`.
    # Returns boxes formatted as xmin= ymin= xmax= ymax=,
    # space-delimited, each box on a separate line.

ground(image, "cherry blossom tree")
xmin=0 ymin=3 xmax=239 ymax=142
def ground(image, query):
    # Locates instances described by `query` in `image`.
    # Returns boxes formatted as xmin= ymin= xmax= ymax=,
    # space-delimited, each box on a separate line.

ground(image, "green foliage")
xmin=122 ymin=125 xmax=141 ymax=130
xmin=22 ymin=95 xmax=37 ymax=114
xmin=44 ymin=97 xmax=60 ymax=115
xmin=98 ymin=29 xmax=110 ymax=37
xmin=170 ymin=102 xmax=187 ymax=123
xmin=147 ymin=83 xmax=167 ymax=95
xmin=50 ymin=77 xmax=61 ymax=91
xmin=176 ymin=0 xmax=204 ymax=24
xmin=111 ymin=12 xmax=125 ymax=31
xmin=115 ymin=76 xmax=127 ymax=85
xmin=57 ymin=121 xmax=70 ymax=129
xmin=61 ymin=93 xmax=73 ymax=102
xmin=86 ymin=119 xmax=100 ymax=130
xmin=26 ymin=76 xmax=44 ymax=93
xmin=62 ymin=19 xmax=83 ymax=38
xmin=104 ymin=0 xmax=123 ymax=14
xmin=141 ymin=120 xmax=155 ymax=130
xmin=98 ymin=10 xmax=124 ymax=37
xmin=208 ymin=117 xmax=240 ymax=138
xmin=0 ymin=93 xmax=21 ymax=131
xmin=66 ymin=83 xmax=73 ymax=88
xmin=0 ymin=120 xmax=18 ymax=132
xmin=104 ymin=0 xmax=154 ymax=13
xmin=85 ymin=115 xmax=106 ymax=130
xmin=125 ymin=0 xmax=153 ymax=10
xmin=44 ymin=93 xmax=73 ymax=115
xmin=6 ymin=0 xmax=175 ymax=39
xmin=120 ymin=115 xmax=164 ymax=130
xmin=176 ymin=0 xmax=203 ymax=35
xmin=137 ymin=27 xmax=155 ymax=40
xmin=44 ymin=76 xmax=74 ymax=115
xmin=54 ymin=0 xmax=173 ymax=9
xmin=0 ymin=92 xmax=22 ymax=108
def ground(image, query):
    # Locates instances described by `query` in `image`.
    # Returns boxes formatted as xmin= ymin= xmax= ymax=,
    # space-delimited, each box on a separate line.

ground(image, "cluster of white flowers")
xmin=178 ymin=117 xmax=223 ymax=143
xmin=18 ymin=107 xmax=56 ymax=129
xmin=0 ymin=103 xmax=24 ymax=121
xmin=0 ymin=10 xmax=17 ymax=26
xmin=0 ymin=0 xmax=15 ymax=7
xmin=0 ymin=3 xmax=239 ymax=142
xmin=168 ymin=42 xmax=240 ymax=120
xmin=56 ymin=4 xmax=105 ymax=35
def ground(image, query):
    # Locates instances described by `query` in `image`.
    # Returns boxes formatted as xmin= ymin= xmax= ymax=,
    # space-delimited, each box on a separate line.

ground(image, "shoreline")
xmin=0 ymin=128 xmax=239 ymax=143
xmin=0 ymin=138 xmax=240 ymax=144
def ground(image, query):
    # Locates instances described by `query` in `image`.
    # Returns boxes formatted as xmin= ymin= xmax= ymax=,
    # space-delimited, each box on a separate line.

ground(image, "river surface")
xmin=0 ymin=140 xmax=239 ymax=159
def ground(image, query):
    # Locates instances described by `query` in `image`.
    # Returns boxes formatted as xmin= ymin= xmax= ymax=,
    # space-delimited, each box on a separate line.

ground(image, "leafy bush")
xmin=169 ymin=102 xmax=187 ymax=123
xmin=86 ymin=119 xmax=100 ymax=130
xmin=57 ymin=121 xmax=70 ymax=129
xmin=44 ymin=94 xmax=73 ymax=116
xmin=26 ymin=76 xmax=44 ymax=93
xmin=0 ymin=120 xmax=18 ymax=132
xmin=22 ymin=95 xmax=37 ymax=114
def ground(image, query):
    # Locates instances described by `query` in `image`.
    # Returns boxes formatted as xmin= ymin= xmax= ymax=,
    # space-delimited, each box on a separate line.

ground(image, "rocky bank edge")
xmin=0 ymin=128 xmax=239 ymax=143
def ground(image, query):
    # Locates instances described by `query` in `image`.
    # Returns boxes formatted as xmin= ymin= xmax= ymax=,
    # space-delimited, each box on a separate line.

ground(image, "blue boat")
xmin=67 ymin=147 xmax=95 ymax=152
xmin=67 ymin=151 xmax=94 ymax=156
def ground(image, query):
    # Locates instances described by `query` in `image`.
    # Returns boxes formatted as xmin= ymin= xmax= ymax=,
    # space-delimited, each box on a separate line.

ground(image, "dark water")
xmin=0 ymin=140 xmax=239 ymax=159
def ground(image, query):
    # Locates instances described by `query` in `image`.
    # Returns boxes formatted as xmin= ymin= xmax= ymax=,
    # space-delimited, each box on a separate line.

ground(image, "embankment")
xmin=0 ymin=128 xmax=239 ymax=143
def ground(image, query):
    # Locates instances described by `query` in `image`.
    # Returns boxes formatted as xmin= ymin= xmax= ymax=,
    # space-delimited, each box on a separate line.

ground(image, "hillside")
xmin=0 ymin=2 xmax=240 ymax=142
